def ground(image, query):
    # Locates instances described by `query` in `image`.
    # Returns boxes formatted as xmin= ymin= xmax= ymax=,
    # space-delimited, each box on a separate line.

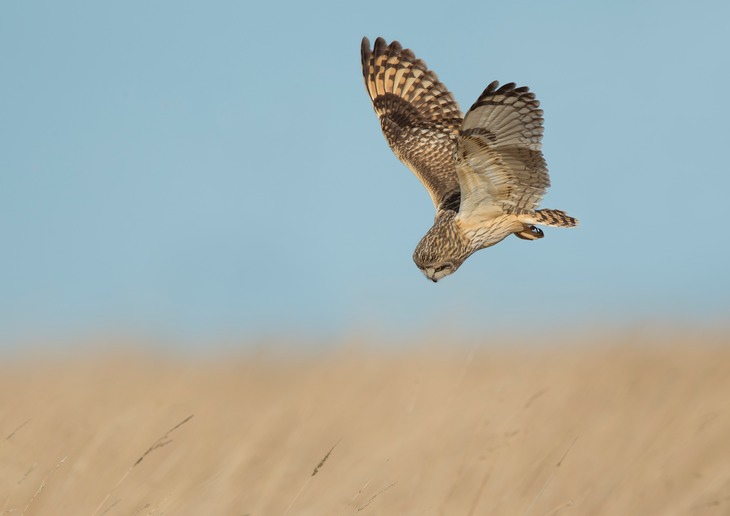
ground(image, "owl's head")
xmin=412 ymin=213 xmax=469 ymax=282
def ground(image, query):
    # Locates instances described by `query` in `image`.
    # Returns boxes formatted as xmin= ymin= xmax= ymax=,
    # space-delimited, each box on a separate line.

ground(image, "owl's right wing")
xmin=361 ymin=37 xmax=463 ymax=211
xmin=454 ymin=81 xmax=550 ymax=220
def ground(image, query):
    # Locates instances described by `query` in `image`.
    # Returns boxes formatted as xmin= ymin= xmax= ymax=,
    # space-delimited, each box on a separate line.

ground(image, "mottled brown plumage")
xmin=361 ymin=37 xmax=578 ymax=282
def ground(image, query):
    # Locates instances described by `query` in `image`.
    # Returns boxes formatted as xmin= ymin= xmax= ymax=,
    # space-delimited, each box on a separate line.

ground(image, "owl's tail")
xmin=521 ymin=209 xmax=579 ymax=228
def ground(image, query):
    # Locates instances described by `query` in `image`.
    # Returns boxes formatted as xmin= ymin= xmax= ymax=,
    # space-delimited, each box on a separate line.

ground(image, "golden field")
xmin=1 ymin=329 xmax=730 ymax=515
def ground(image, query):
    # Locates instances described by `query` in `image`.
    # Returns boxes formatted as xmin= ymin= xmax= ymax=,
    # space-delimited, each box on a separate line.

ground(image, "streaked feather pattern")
xmin=360 ymin=37 xmax=578 ymax=282
xmin=361 ymin=37 xmax=462 ymax=210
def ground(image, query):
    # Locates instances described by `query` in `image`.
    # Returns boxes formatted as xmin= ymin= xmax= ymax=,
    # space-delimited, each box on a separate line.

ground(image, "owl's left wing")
xmin=361 ymin=37 xmax=463 ymax=211
xmin=454 ymin=81 xmax=550 ymax=219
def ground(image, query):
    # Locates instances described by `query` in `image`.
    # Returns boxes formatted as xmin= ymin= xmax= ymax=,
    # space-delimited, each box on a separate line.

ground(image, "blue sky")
xmin=2 ymin=1 xmax=729 ymax=349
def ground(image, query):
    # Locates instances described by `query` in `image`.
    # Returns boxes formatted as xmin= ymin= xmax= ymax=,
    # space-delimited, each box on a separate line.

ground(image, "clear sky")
xmin=2 ymin=0 xmax=729 ymax=349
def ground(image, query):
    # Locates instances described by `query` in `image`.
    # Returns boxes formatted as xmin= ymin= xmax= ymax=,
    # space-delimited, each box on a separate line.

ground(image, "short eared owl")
xmin=361 ymin=37 xmax=578 ymax=282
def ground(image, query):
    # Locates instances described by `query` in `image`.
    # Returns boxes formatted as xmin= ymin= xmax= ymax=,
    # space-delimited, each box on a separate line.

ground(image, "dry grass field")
xmin=2 ymin=329 xmax=730 ymax=515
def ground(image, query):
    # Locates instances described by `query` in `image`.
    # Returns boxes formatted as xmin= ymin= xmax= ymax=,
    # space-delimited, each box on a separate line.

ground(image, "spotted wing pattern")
xmin=361 ymin=37 xmax=463 ymax=210
xmin=454 ymin=81 xmax=550 ymax=219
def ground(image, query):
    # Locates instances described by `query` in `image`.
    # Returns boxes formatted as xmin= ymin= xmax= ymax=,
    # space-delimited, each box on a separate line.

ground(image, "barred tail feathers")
xmin=520 ymin=209 xmax=579 ymax=228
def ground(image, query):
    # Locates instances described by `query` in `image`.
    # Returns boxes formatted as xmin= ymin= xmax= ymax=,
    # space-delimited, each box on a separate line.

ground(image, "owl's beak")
xmin=423 ymin=267 xmax=437 ymax=282
xmin=424 ymin=267 xmax=438 ymax=283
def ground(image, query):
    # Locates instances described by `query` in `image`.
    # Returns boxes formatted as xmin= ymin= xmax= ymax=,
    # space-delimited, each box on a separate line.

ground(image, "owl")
xmin=361 ymin=37 xmax=578 ymax=282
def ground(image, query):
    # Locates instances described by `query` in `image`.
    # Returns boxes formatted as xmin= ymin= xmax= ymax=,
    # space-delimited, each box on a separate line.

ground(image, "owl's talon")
xmin=514 ymin=225 xmax=544 ymax=240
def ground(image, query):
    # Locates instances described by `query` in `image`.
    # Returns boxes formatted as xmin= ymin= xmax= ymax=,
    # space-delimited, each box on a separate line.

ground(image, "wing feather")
xmin=361 ymin=37 xmax=463 ymax=210
xmin=455 ymin=81 xmax=550 ymax=218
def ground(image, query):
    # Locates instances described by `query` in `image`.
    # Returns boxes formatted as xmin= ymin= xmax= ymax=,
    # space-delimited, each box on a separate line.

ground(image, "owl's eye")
xmin=434 ymin=264 xmax=452 ymax=273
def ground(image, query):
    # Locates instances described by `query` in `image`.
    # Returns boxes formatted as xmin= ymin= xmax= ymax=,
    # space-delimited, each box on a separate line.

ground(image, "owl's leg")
xmin=513 ymin=225 xmax=544 ymax=240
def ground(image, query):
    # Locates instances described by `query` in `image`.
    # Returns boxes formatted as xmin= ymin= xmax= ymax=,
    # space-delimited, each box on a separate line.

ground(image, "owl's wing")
xmin=361 ymin=37 xmax=463 ymax=211
xmin=454 ymin=81 xmax=550 ymax=220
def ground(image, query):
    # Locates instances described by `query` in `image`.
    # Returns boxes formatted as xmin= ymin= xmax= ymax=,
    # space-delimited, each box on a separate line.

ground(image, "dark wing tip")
xmin=368 ymin=36 xmax=406 ymax=56
xmin=484 ymin=80 xmax=500 ymax=94
xmin=362 ymin=36 xmax=411 ymax=76
xmin=495 ymin=82 xmax=516 ymax=94
xmin=478 ymin=80 xmax=536 ymax=101
xmin=373 ymin=36 xmax=388 ymax=56
xmin=361 ymin=37 xmax=372 ymax=73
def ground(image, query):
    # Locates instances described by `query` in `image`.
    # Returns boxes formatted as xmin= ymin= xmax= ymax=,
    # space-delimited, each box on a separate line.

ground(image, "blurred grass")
xmin=1 ymin=329 xmax=729 ymax=515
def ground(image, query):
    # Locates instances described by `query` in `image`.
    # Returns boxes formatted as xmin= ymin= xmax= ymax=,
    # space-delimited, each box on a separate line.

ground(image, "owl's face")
xmin=418 ymin=261 xmax=458 ymax=282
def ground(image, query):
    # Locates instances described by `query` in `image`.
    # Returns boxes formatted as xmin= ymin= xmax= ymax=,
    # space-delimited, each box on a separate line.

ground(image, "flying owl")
xmin=360 ymin=37 xmax=578 ymax=282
